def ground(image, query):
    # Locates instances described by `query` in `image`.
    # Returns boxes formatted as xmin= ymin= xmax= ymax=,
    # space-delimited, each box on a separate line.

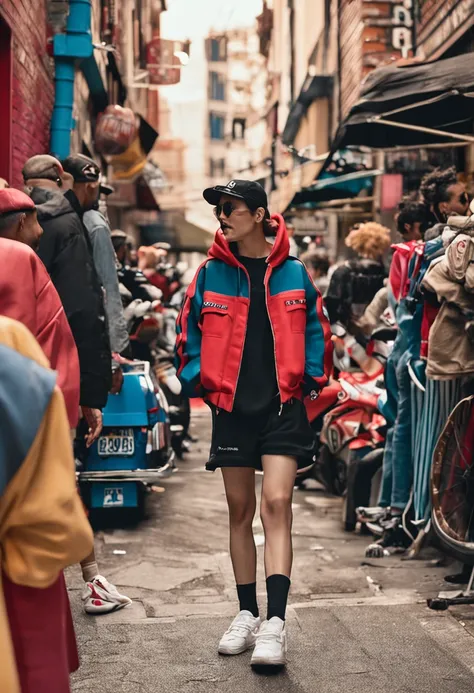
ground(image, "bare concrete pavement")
xmin=69 ymin=410 xmax=474 ymax=692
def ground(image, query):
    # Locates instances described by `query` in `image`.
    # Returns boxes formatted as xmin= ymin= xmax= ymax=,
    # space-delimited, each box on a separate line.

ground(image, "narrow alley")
xmin=69 ymin=409 xmax=474 ymax=693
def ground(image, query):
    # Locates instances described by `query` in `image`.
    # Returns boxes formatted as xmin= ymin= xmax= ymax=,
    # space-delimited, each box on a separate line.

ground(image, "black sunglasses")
xmin=459 ymin=191 xmax=469 ymax=205
xmin=213 ymin=201 xmax=238 ymax=218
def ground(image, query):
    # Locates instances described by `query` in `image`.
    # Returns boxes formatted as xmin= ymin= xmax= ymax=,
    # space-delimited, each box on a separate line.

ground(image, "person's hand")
xmin=81 ymin=407 xmax=103 ymax=447
xmin=110 ymin=367 xmax=124 ymax=394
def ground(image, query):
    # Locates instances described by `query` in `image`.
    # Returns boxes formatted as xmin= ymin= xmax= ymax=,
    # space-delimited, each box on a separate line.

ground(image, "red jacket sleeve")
xmin=0 ymin=240 xmax=80 ymax=427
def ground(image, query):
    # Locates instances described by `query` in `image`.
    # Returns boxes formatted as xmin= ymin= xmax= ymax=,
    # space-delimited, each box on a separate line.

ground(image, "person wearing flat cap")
xmin=23 ymin=154 xmax=112 ymax=422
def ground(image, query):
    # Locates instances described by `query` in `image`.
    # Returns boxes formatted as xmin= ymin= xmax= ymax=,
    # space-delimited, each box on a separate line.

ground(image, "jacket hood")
xmin=390 ymin=240 xmax=419 ymax=256
xmin=29 ymin=187 xmax=74 ymax=221
xmin=208 ymin=213 xmax=290 ymax=268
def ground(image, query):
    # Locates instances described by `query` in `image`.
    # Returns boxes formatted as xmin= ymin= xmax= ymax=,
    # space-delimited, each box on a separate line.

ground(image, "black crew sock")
xmin=266 ymin=574 xmax=291 ymax=621
xmin=237 ymin=582 xmax=259 ymax=618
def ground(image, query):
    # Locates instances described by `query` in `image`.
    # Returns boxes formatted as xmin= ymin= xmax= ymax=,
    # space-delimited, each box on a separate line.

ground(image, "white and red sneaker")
xmin=82 ymin=575 xmax=132 ymax=615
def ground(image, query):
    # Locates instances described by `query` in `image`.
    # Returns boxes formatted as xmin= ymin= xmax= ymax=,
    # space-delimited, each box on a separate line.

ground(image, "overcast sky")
xmin=162 ymin=0 xmax=263 ymax=41
xmin=158 ymin=0 xmax=263 ymax=228
xmin=160 ymin=0 xmax=263 ymax=105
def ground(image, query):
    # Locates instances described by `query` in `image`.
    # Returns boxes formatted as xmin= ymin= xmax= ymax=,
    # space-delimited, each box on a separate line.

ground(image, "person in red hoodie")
xmin=0 ymin=191 xmax=88 ymax=693
xmin=0 ymin=189 xmax=80 ymax=428
xmin=176 ymin=180 xmax=332 ymax=669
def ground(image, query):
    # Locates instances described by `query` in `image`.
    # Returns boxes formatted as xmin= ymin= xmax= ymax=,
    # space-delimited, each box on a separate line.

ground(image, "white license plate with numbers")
xmin=98 ymin=430 xmax=135 ymax=456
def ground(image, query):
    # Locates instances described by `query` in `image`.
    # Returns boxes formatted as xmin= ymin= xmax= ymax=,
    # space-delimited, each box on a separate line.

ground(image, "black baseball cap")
xmin=62 ymin=154 xmax=101 ymax=183
xmin=203 ymin=179 xmax=268 ymax=212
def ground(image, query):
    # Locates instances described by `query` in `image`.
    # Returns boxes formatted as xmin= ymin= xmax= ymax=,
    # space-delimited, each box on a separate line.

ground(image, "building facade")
xmin=416 ymin=0 xmax=474 ymax=59
xmin=0 ymin=0 xmax=55 ymax=187
xmin=205 ymin=28 xmax=266 ymax=187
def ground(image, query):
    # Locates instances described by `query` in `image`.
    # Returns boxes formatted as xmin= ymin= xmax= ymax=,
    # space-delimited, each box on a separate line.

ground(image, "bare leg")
xmin=260 ymin=455 xmax=297 ymax=578
xmin=221 ymin=467 xmax=257 ymax=584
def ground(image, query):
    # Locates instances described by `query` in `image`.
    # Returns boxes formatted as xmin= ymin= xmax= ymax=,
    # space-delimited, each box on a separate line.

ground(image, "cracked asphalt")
xmin=69 ymin=409 xmax=474 ymax=692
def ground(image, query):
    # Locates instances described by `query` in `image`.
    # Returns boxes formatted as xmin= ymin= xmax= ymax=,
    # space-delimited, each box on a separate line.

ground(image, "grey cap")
xmin=23 ymin=155 xmax=63 ymax=182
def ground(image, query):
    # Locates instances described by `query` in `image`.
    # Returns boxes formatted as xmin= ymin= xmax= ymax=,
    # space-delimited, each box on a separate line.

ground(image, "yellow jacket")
xmin=0 ymin=317 xmax=93 ymax=693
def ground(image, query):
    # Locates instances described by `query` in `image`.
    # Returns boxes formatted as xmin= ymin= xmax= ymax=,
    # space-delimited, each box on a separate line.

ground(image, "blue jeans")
xmin=379 ymin=425 xmax=394 ymax=507
xmin=379 ymin=348 xmax=413 ymax=509
xmin=390 ymin=350 xmax=413 ymax=509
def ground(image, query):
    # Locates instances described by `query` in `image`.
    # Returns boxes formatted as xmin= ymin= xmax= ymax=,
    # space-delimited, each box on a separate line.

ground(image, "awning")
xmin=139 ymin=213 xmax=213 ymax=253
xmin=290 ymin=168 xmax=381 ymax=208
xmin=330 ymin=53 xmax=474 ymax=154
xmin=281 ymin=75 xmax=333 ymax=145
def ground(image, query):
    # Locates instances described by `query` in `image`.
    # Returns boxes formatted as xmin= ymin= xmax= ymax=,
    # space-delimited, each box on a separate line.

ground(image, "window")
xmin=210 ymin=158 xmax=226 ymax=178
xmin=208 ymin=36 xmax=227 ymax=62
xmin=209 ymin=71 xmax=226 ymax=101
xmin=232 ymin=118 xmax=246 ymax=141
xmin=209 ymin=113 xmax=225 ymax=140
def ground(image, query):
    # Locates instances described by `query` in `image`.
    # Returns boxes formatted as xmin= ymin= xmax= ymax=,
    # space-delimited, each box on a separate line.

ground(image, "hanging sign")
xmin=147 ymin=38 xmax=182 ymax=85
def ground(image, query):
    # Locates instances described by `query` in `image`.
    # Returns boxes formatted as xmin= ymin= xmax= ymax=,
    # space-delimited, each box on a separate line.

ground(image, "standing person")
xmin=112 ymin=230 xmax=163 ymax=303
xmin=419 ymin=166 xmax=469 ymax=225
xmin=64 ymin=156 xmax=131 ymax=358
xmin=0 ymin=189 xmax=79 ymax=428
xmin=176 ymin=180 xmax=332 ymax=668
xmin=21 ymin=158 xmax=131 ymax=614
xmin=0 ymin=316 xmax=93 ymax=693
xmin=324 ymin=222 xmax=390 ymax=333
xmin=23 ymin=154 xmax=111 ymax=438
xmin=300 ymin=249 xmax=331 ymax=295
xmin=396 ymin=201 xmax=428 ymax=243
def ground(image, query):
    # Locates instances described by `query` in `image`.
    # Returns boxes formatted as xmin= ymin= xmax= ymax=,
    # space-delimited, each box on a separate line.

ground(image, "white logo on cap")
xmin=227 ymin=180 xmax=236 ymax=188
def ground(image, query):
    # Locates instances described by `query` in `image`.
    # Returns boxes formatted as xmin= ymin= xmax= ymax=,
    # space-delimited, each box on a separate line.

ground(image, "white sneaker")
xmin=251 ymin=617 xmax=287 ymax=667
xmin=218 ymin=610 xmax=261 ymax=655
xmin=82 ymin=575 xmax=132 ymax=615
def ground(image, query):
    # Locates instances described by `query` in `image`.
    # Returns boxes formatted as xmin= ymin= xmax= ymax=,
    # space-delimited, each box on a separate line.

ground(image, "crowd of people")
xmin=0 ymin=153 xmax=184 ymax=692
xmin=318 ymin=167 xmax=474 ymax=568
xmin=1 ymin=158 xmax=473 ymax=686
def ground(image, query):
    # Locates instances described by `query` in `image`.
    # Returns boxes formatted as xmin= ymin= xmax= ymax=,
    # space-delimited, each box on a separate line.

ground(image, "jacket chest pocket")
xmin=285 ymin=299 xmax=307 ymax=333
xmin=200 ymin=302 xmax=232 ymax=337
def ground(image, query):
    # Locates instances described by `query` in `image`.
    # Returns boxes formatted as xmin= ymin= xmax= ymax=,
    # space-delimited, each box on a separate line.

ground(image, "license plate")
xmin=98 ymin=429 xmax=135 ymax=456
xmin=103 ymin=487 xmax=124 ymax=507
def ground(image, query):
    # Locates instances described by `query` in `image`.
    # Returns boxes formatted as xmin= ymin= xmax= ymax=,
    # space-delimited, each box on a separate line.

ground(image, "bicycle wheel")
xmin=431 ymin=395 xmax=474 ymax=565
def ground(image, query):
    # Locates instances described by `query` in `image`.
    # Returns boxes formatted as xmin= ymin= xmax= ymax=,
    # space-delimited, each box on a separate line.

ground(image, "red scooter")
xmin=302 ymin=327 xmax=394 ymax=531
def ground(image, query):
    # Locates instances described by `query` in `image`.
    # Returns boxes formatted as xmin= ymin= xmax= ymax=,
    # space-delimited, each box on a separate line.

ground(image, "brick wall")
xmin=0 ymin=0 xmax=54 ymax=187
xmin=338 ymin=0 xmax=415 ymax=119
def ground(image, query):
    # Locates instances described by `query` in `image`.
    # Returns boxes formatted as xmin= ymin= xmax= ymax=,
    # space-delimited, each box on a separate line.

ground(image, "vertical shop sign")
xmin=391 ymin=0 xmax=413 ymax=56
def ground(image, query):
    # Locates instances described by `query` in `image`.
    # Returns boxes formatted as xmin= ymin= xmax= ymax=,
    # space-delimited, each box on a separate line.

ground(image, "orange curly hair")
xmin=345 ymin=222 xmax=391 ymax=260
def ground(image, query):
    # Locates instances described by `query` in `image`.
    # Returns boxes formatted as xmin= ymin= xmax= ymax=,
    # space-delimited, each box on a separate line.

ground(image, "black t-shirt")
xmin=233 ymin=256 xmax=279 ymax=414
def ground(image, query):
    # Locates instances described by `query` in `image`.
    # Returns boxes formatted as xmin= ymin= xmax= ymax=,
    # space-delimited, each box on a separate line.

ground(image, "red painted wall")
xmin=0 ymin=0 xmax=54 ymax=188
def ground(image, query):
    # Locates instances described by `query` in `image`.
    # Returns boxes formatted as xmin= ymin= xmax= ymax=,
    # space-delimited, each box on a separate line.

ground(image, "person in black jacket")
xmin=325 ymin=221 xmax=390 ymax=333
xmin=23 ymin=155 xmax=131 ymax=616
xmin=23 ymin=154 xmax=112 ymax=438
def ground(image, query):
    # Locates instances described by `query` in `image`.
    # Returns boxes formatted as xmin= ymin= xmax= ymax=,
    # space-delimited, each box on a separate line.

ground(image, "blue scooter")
xmin=79 ymin=361 xmax=175 ymax=512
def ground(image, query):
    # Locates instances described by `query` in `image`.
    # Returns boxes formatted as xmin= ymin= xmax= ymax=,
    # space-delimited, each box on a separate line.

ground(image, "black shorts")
xmin=207 ymin=399 xmax=316 ymax=472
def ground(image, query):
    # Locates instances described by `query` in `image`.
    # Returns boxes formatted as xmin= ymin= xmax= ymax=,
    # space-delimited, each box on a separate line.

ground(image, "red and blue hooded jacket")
xmin=175 ymin=214 xmax=332 ymax=412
